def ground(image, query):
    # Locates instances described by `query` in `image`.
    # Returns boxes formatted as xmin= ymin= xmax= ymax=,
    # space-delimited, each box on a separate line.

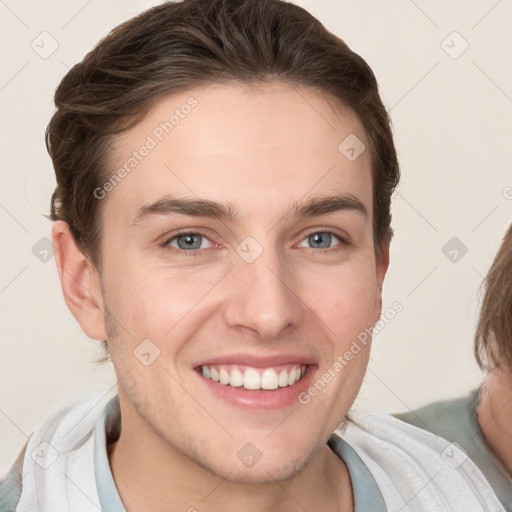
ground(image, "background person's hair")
xmin=475 ymin=223 xmax=512 ymax=371
xmin=47 ymin=0 xmax=400 ymax=270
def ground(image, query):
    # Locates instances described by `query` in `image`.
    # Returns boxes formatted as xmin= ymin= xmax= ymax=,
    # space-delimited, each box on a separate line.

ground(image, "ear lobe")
xmin=52 ymin=220 xmax=107 ymax=341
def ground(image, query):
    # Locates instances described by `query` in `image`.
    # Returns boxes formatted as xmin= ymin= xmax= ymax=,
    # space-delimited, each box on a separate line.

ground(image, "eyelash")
xmin=159 ymin=229 xmax=348 ymax=256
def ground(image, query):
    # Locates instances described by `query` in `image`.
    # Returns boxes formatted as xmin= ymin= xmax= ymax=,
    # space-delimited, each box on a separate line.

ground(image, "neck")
xmin=108 ymin=402 xmax=353 ymax=512
xmin=477 ymin=369 xmax=512 ymax=476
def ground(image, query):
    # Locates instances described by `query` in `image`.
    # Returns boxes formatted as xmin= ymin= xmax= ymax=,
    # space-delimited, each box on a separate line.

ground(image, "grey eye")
xmin=299 ymin=232 xmax=341 ymax=249
xmin=172 ymin=233 xmax=207 ymax=250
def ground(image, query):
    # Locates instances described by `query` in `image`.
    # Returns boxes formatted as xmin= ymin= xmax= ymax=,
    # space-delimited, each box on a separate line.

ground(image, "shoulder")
xmin=393 ymin=390 xmax=478 ymax=430
xmin=394 ymin=389 xmax=479 ymax=438
xmin=1 ymin=391 xmax=115 ymax=511
xmin=0 ymin=439 xmax=29 ymax=512
xmin=335 ymin=409 xmax=504 ymax=511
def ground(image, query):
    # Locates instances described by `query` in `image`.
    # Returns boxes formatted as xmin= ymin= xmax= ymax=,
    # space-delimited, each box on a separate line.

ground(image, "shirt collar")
xmin=328 ymin=432 xmax=388 ymax=511
xmin=94 ymin=395 xmax=126 ymax=512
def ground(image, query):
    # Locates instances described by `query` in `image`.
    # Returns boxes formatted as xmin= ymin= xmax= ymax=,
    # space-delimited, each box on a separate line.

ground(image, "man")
xmin=398 ymin=223 xmax=512 ymax=511
xmin=0 ymin=0 xmax=504 ymax=510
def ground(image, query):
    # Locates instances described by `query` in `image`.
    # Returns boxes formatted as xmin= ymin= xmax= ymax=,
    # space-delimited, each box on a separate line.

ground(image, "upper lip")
xmin=193 ymin=353 xmax=317 ymax=369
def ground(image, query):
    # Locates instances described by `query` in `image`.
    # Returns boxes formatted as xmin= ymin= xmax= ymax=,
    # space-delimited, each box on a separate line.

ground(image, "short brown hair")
xmin=47 ymin=0 xmax=400 ymax=268
xmin=475 ymin=223 xmax=512 ymax=371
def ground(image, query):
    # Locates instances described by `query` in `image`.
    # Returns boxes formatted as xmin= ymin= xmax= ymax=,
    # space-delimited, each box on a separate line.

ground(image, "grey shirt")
xmin=397 ymin=389 xmax=512 ymax=512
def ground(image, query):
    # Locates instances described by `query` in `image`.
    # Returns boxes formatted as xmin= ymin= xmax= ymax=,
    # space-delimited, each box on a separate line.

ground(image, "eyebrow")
xmin=132 ymin=193 xmax=368 ymax=224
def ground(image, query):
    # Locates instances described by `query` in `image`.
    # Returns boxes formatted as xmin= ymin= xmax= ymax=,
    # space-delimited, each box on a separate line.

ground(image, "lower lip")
xmin=193 ymin=366 xmax=317 ymax=411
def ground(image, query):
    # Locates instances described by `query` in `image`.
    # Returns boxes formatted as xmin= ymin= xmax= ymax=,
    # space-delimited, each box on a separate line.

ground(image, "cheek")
xmin=102 ymin=241 xmax=379 ymax=354
xmin=103 ymin=259 xmax=226 ymax=343
xmin=299 ymin=260 xmax=379 ymax=337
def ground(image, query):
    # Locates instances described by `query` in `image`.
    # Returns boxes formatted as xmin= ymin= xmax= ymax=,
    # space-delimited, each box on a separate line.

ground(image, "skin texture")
xmin=477 ymin=370 xmax=512 ymax=476
xmin=53 ymin=82 xmax=389 ymax=512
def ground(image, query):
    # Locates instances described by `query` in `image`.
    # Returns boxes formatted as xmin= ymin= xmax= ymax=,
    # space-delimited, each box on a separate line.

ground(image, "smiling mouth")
xmin=196 ymin=364 xmax=308 ymax=390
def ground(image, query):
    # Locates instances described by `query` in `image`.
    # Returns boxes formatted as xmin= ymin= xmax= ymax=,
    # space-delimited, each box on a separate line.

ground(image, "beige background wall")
xmin=1 ymin=0 xmax=511 ymax=475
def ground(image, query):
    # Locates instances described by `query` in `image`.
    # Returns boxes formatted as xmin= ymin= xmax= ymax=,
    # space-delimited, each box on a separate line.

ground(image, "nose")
xmin=222 ymin=246 xmax=304 ymax=341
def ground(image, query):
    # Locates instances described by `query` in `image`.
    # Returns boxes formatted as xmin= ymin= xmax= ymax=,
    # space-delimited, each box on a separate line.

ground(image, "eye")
xmin=162 ymin=232 xmax=215 ymax=252
xmin=297 ymin=231 xmax=344 ymax=251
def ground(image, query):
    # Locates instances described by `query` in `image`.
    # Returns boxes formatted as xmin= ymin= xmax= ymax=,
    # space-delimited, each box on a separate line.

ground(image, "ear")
xmin=373 ymin=242 xmax=390 ymax=323
xmin=52 ymin=221 xmax=107 ymax=341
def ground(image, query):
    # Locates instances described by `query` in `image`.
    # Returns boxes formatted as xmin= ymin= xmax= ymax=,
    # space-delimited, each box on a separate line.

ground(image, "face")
xmin=93 ymin=83 xmax=387 ymax=482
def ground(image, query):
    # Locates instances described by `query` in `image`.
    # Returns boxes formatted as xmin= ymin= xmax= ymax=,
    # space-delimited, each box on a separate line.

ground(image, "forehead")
xmin=107 ymin=82 xmax=372 ymax=222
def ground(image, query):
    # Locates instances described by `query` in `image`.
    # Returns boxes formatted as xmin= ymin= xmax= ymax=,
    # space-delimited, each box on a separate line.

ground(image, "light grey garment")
xmin=397 ymin=389 xmax=512 ymax=512
xmin=0 ymin=395 xmax=387 ymax=511
xmin=94 ymin=395 xmax=388 ymax=511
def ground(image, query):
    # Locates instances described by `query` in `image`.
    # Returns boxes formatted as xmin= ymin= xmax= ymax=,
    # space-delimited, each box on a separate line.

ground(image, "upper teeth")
xmin=201 ymin=365 xmax=306 ymax=390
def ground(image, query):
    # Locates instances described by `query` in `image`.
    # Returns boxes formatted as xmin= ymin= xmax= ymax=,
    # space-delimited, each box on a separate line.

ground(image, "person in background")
xmin=398 ymin=222 xmax=512 ymax=511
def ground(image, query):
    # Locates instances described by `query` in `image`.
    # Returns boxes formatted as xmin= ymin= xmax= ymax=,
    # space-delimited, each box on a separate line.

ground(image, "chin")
xmin=201 ymin=448 xmax=313 ymax=485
